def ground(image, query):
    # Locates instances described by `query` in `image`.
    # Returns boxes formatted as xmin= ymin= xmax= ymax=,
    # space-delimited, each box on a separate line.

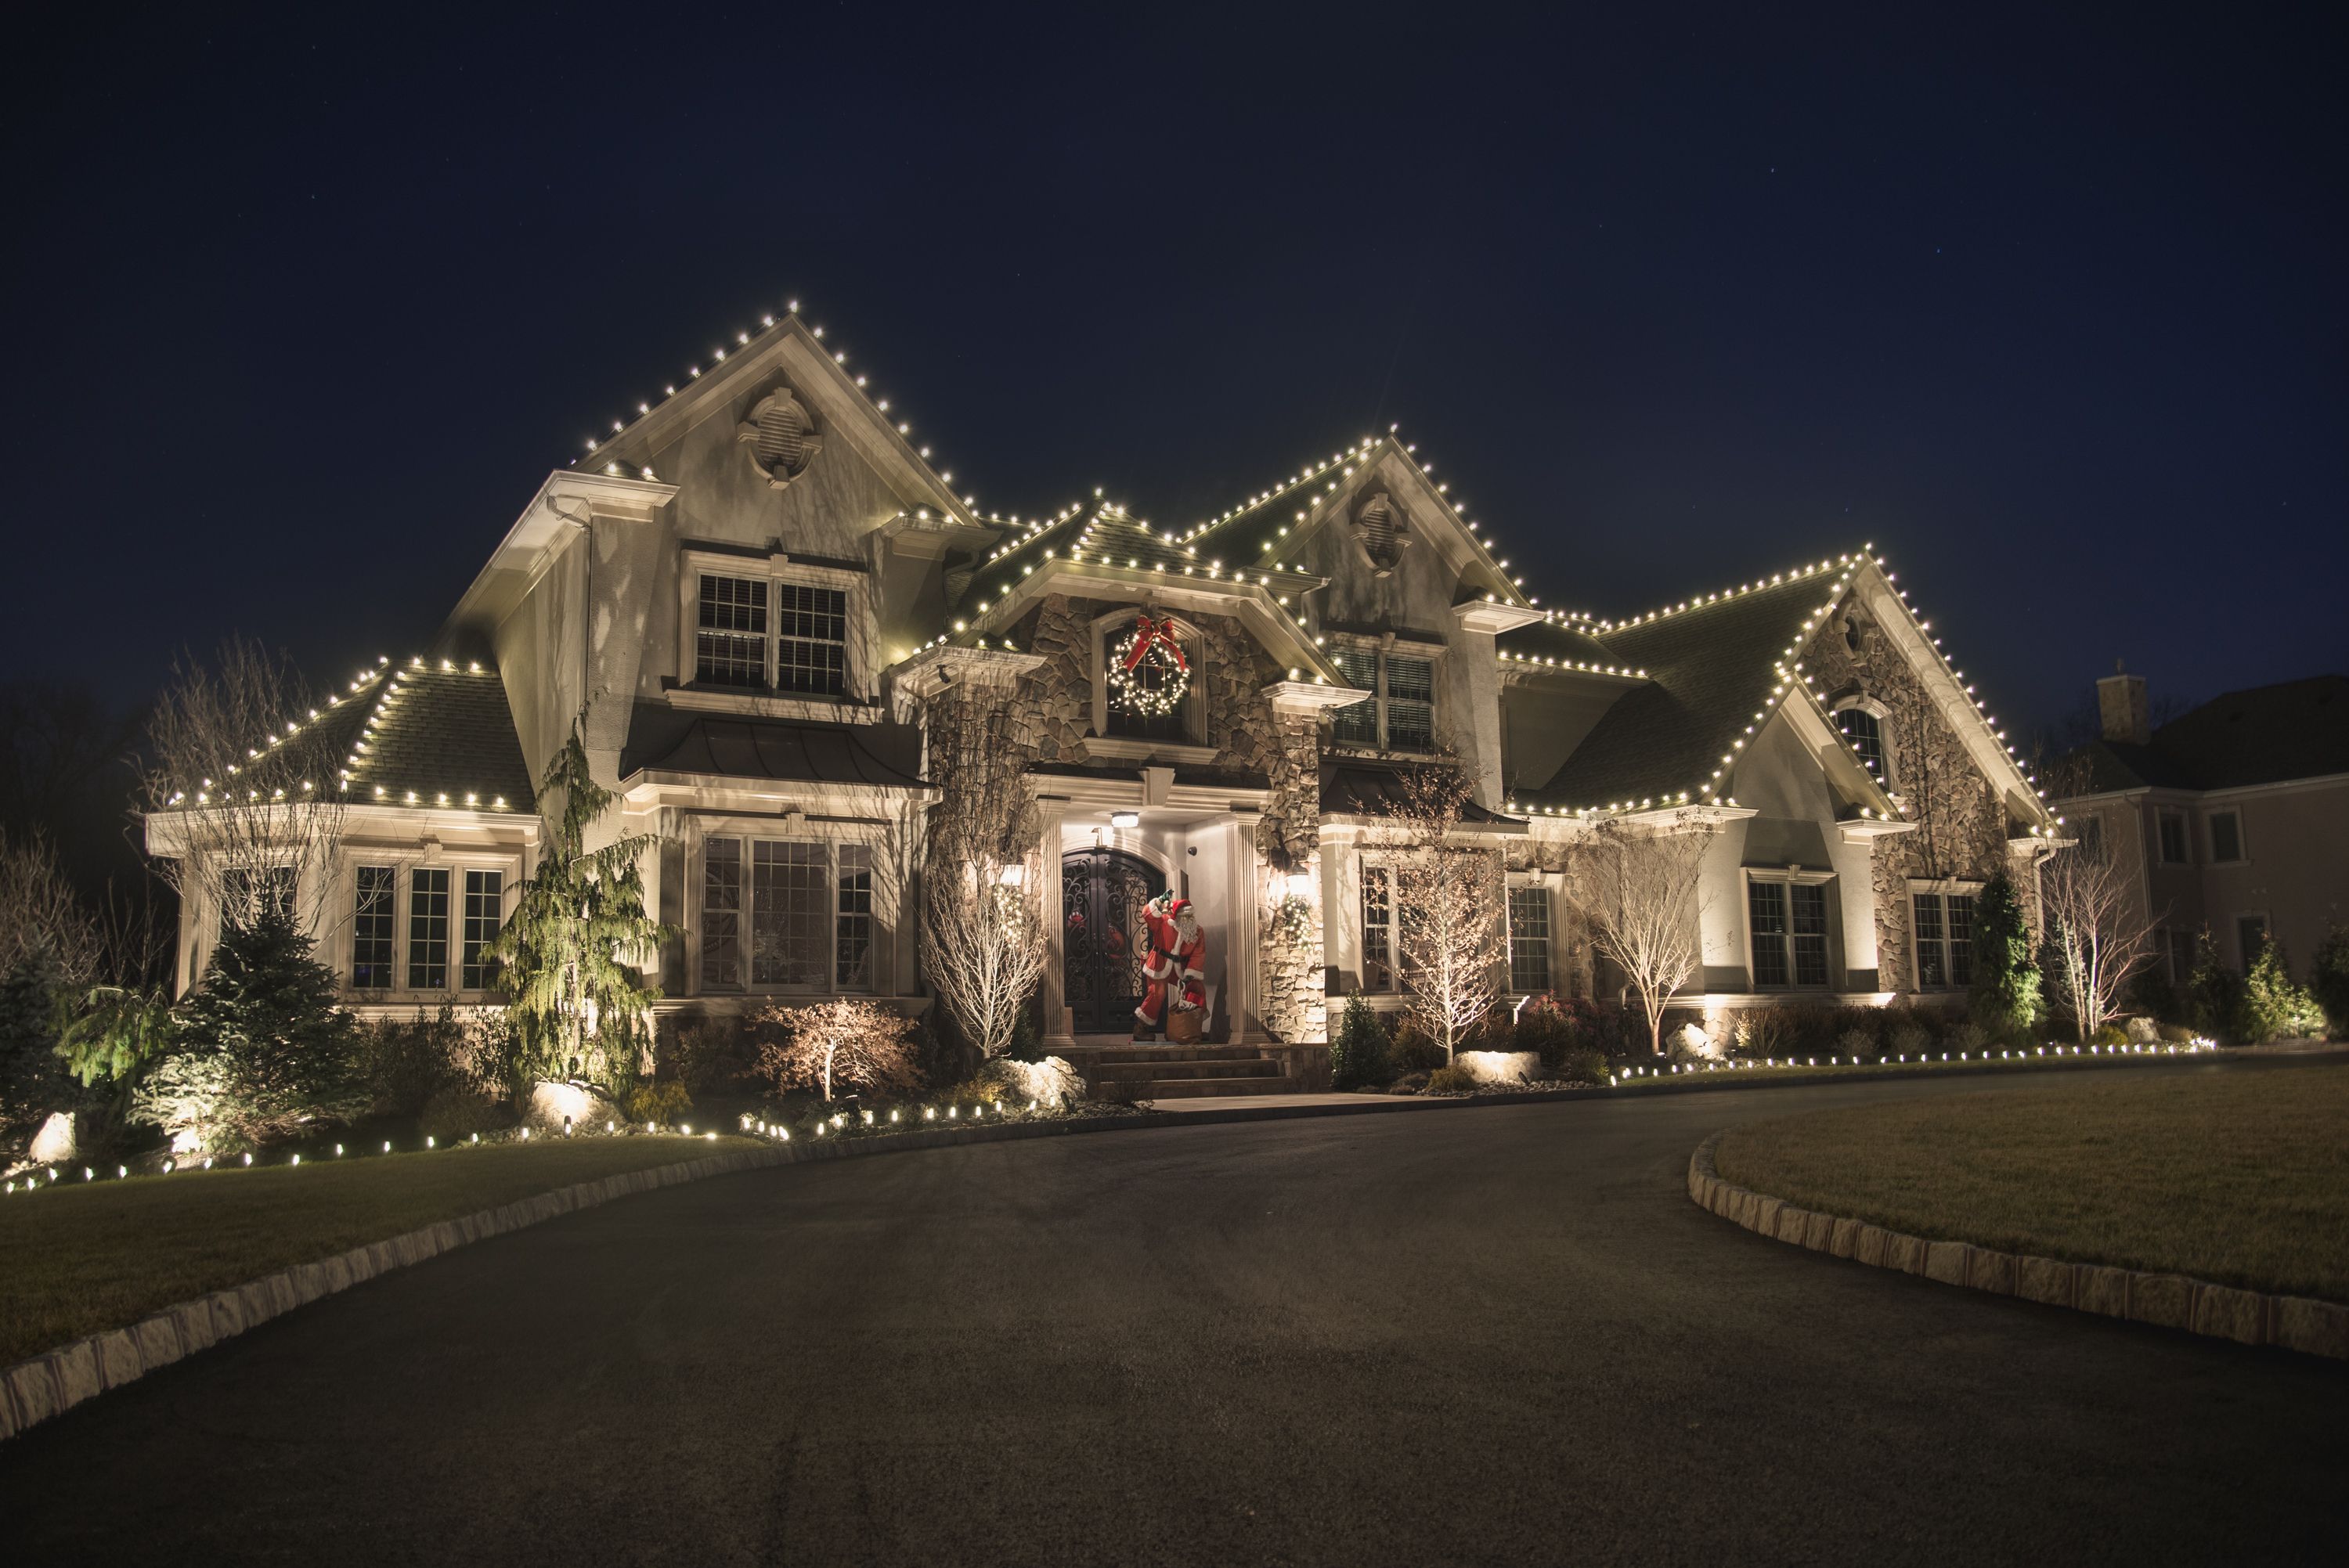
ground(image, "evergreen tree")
xmin=486 ymin=723 xmax=668 ymax=1094
xmin=136 ymin=907 xmax=364 ymax=1150
xmin=1968 ymin=871 xmax=2041 ymax=1043
xmin=1330 ymin=993 xmax=1393 ymax=1090
xmin=2311 ymin=922 xmax=2349 ymax=1041
xmin=2240 ymin=937 xmax=2326 ymax=1044
xmin=2187 ymin=928 xmax=2246 ymax=1044
xmin=0 ymin=942 xmax=70 ymax=1162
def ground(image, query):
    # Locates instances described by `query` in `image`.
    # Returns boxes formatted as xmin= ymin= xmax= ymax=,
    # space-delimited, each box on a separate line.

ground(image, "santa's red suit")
xmin=1134 ymin=892 xmax=1207 ymax=1035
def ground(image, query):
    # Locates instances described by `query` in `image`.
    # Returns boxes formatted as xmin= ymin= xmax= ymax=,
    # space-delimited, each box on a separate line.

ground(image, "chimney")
xmin=2096 ymin=660 xmax=2150 ymax=745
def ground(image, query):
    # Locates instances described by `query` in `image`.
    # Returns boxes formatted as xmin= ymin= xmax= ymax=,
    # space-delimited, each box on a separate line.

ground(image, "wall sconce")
xmin=997 ymin=863 xmax=1026 ymax=887
xmin=1282 ymin=870 xmax=1315 ymax=902
xmin=1110 ymin=811 xmax=1140 ymax=828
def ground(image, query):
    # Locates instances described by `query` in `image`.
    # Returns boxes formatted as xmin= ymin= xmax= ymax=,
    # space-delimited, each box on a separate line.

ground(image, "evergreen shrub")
xmin=1330 ymin=993 xmax=1392 ymax=1090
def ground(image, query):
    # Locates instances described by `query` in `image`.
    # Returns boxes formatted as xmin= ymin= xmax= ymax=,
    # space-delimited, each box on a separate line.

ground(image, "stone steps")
xmin=1078 ymin=1044 xmax=1304 ymax=1099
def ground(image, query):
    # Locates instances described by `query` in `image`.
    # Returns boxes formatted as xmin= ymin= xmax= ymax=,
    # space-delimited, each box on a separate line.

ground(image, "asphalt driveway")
xmin=3 ymin=1058 xmax=2342 ymax=1565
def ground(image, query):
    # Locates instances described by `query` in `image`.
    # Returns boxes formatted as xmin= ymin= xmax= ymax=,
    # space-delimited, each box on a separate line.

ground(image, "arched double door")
xmin=1061 ymin=848 xmax=1165 ymax=1035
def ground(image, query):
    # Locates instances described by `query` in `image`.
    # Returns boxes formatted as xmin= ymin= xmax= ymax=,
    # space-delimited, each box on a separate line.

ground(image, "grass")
xmin=1713 ymin=1064 xmax=2349 ymax=1303
xmin=0 ymin=1136 xmax=752 ymax=1365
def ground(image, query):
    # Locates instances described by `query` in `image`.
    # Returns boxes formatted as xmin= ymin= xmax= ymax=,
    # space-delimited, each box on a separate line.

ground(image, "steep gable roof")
xmin=2066 ymin=676 xmax=2349 ymax=794
xmin=323 ymin=658 xmax=538 ymax=811
xmin=1517 ymin=563 xmax=1856 ymax=810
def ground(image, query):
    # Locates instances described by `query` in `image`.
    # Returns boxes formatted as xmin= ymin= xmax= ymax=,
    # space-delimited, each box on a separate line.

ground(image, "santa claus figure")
xmin=1133 ymin=891 xmax=1207 ymax=1038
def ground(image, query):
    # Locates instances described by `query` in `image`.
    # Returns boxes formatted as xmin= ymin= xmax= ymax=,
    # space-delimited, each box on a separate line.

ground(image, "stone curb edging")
xmin=1685 ymin=1130 xmax=2349 ymax=1361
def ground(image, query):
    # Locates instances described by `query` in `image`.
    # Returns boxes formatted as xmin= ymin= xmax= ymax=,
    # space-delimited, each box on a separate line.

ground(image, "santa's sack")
xmin=1166 ymin=1006 xmax=1203 ymax=1044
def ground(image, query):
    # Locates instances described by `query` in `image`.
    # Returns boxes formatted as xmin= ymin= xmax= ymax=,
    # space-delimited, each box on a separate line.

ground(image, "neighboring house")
xmin=147 ymin=306 xmax=2059 ymax=1084
xmin=2056 ymin=671 xmax=2349 ymax=983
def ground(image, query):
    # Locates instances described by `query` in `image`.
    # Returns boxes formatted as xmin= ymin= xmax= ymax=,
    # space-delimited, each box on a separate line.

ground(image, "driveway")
xmin=3 ymin=1058 xmax=2342 ymax=1564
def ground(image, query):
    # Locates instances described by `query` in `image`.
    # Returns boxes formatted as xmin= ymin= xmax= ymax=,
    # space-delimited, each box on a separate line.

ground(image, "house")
xmin=148 ymin=306 xmax=2060 ymax=1090
xmin=2055 ymin=670 xmax=2349 ymax=984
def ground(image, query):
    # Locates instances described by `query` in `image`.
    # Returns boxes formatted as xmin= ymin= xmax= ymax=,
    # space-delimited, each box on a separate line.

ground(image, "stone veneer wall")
xmin=1009 ymin=595 xmax=1327 ymax=1043
xmin=1802 ymin=600 xmax=2014 ymax=995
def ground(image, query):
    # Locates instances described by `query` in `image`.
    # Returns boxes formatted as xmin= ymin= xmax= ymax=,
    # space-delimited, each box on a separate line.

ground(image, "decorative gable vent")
xmin=1351 ymin=493 xmax=1412 ymax=575
xmin=737 ymin=384 xmax=824 ymax=489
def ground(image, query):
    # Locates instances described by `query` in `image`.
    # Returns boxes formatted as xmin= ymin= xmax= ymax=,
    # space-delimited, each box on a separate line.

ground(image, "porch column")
xmin=1230 ymin=807 xmax=1265 ymax=1044
xmin=1039 ymin=800 xmax=1072 ymax=1049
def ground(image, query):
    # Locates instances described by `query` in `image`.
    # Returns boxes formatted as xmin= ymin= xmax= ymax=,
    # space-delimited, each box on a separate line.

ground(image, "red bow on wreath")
xmin=1121 ymin=615 xmax=1189 ymax=674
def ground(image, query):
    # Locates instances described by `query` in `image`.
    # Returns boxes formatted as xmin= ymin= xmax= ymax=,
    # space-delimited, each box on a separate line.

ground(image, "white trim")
xmin=1741 ymin=867 xmax=1839 ymax=994
xmin=677 ymin=547 xmax=873 ymax=706
xmin=2206 ymin=806 xmax=2247 ymax=865
xmin=687 ymin=818 xmax=896 ymax=1000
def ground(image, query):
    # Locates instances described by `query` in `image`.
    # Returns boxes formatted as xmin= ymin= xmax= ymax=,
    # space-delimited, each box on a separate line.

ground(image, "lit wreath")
xmin=1107 ymin=613 xmax=1190 ymax=717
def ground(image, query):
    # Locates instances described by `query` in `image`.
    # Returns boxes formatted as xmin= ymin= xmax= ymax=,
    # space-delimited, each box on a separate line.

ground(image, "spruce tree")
xmin=487 ymin=723 xmax=667 ymax=1093
xmin=1330 ymin=993 xmax=1392 ymax=1090
xmin=1968 ymin=871 xmax=2041 ymax=1044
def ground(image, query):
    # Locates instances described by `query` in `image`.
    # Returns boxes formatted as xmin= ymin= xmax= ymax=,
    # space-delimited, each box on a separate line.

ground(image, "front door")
xmin=1062 ymin=849 xmax=1164 ymax=1034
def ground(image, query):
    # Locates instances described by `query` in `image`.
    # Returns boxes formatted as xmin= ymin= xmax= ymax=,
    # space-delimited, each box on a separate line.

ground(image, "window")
xmin=407 ymin=868 xmax=449 ymax=990
xmin=1360 ymin=864 xmax=1395 ymax=992
xmin=835 ymin=845 xmax=873 ymax=990
xmin=352 ymin=866 xmax=395 ymax=989
xmin=702 ymin=838 xmax=743 ymax=990
xmin=1835 ymin=707 xmax=1886 ymax=783
xmin=461 ymin=870 xmax=503 ymax=989
xmin=1103 ymin=621 xmax=1191 ymax=741
xmin=1330 ymin=647 xmax=1436 ymax=752
xmin=775 ymin=582 xmax=848 ymax=696
xmin=701 ymin=837 xmax=876 ymax=993
xmin=1750 ymin=877 xmax=1832 ymax=989
xmin=2167 ymin=928 xmax=2196 ymax=984
xmin=695 ymin=574 xmax=767 ymax=687
xmin=1913 ymin=887 xmax=1976 ymax=990
xmin=2237 ymin=914 xmax=2268 ymax=968
xmin=2158 ymin=811 xmax=2189 ymax=865
xmin=693 ymin=570 xmax=851 ymax=697
xmin=1508 ymin=885 xmax=1552 ymax=994
xmin=2209 ymin=810 xmax=2243 ymax=864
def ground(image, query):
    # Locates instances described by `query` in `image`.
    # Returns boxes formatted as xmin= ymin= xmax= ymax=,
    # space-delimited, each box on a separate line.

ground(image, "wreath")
xmin=1107 ymin=613 xmax=1190 ymax=717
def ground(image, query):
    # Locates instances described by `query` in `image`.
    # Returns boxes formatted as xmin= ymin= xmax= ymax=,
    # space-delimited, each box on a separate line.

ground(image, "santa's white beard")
xmin=1175 ymin=911 xmax=1200 ymax=946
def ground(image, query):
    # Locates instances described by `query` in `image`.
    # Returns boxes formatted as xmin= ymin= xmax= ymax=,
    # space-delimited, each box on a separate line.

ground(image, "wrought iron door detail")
xmin=1062 ymin=849 xmax=1164 ymax=1033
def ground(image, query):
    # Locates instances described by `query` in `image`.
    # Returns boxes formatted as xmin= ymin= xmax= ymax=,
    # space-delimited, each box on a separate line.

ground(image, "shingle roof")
xmin=620 ymin=708 xmax=927 ymax=788
xmin=2065 ymin=676 xmax=2349 ymax=795
xmin=330 ymin=658 xmax=536 ymax=812
xmin=1515 ymin=566 xmax=1853 ymax=810
xmin=1320 ymin=762 xmax=1520 ymax=824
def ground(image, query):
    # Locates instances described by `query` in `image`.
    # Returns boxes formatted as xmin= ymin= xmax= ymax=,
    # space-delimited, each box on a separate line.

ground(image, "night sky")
xmin=6 ymin=7 xmax=2342 ymax=740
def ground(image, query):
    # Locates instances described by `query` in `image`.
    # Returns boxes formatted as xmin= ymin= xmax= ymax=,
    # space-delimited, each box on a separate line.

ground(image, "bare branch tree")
xmin=1386 ymin=759 xmax=1506 ymax=1064
xmin=141 ymin=639 xmax=348 ymax=942
xmin=0 ymin=829 xmax=102 ymax=988
xmin=1564 ymin=811 xmax=1713 ymax=1054
xmin=752 ymin=997 xmax=921 ymax=1102
xmin=2040 ymin=839 xmax=2159 ymax=1042
xmin=918 ymin=675 xmax=1047 ymax=1062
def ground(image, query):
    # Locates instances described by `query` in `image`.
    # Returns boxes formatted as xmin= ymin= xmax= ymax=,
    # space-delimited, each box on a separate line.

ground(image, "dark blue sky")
xmin=5 ymin=5 xmax=2341 ymax=737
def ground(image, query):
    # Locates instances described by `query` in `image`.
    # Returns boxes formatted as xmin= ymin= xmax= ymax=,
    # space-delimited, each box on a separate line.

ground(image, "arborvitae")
xmin=486 ymin=723 xmax=667 ymax=1093
xmin=1968 ymin=871 xmax=2041 ymax=1043
xmin=1330 ymin=992 xmax=1392 ymax=1090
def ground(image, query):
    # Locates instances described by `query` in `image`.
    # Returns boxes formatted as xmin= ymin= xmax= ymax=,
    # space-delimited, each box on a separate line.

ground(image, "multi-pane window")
xmin=1913 ymin=887 xmax=1976 ymax=989
xmin=702 ymin=838 xmax=876 ymax=993
xmin=696 ymin=574 xmax=768 ymax=687
xmin=1836 ymin=707 xmax=1886 ymax=781
xmin=1104 ymin=623 xmax=1190 ymax=741
xmin=835 ymin=845 xmax=873 ymax=989
xmin=2158 ymin=812 xmax=2189 ymax=865
xmin=1748 ymin=878 xmax=1831 ymax=989
xmin=1360 ymin=864 xmax=1395 ymax=991
xmin=352 ymin=866 xmax=395 ymax=989
xmin=775 ymin=583 xmax=849 ymax=696
xmin=408 ymin=868 xmax=450 ymax=990
xmin=694 ymin=571 xmax=850 ymax=697
xmin=702 ymin=838 xmax=743 ymax=990
xmin=2209 ymin=811 xmax=2243 ymax=863
xmin=1329 ymin=647 xmax=1434 ymax=752
xmin=461 ymin=870 xmax=504 ymax=989
xmin=1508 ymin=885 xmax=1552 ymax=994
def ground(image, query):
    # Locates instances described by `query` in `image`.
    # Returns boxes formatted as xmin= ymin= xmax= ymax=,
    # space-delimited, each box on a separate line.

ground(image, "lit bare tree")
xmin=753 ymin=997 xmax=921 ymax=1102
xmin=919 ymin=672 xmax=1046 ymax=1061
xmin=1565 ymin=811 xmax=1713 ymax=1054
xmin=141 ymin=639 xmax=348 ymax=941
xmin=1387 ymin=759 xmax=1506 ymax=1064
xmin=2040 ymin=838 xmax=2159 ymax=1043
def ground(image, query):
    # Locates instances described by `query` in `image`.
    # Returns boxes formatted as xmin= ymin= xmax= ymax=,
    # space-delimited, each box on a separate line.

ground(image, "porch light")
xmin=997 ymin=863 xmax=1026 ymax=887
xmin=1110 ymin=811 xmax=1140 ymax=828
xmin=1282 ymin=871 xmax=1315 ymax=901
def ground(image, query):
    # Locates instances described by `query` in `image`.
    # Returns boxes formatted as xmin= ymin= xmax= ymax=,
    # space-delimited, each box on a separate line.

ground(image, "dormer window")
xmin=682 ymin=550 xmax=861 ymax=701
xmin=1331 ymin=645 xmax=1437 ymax=753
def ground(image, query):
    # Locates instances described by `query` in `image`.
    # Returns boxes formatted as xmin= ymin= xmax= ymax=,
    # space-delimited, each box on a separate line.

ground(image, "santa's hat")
xmin=1167 ymin=897 xmax=1196 ymax=921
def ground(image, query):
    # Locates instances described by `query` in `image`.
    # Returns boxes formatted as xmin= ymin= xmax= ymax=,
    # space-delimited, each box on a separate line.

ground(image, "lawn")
xmin=0 ymin=1137 xmax=751 ymax=1365
xmin=1712 ymin=1063 xmax=2349 ymax=1303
